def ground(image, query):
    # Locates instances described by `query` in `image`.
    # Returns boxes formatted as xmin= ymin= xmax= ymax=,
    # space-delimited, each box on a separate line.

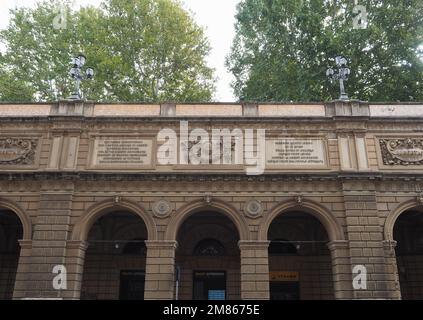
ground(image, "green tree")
xmin=0 ymin=66 xmax=33 ymax=102
xmin=0 ymin=0 xmax=215 ymax=102
xmin=227 ymin=0 xmax=423 ymax=102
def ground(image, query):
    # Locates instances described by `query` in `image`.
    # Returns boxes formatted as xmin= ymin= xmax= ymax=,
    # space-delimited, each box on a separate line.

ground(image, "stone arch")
xmin=178 ymin=222 xmax=238 ymax=256
xmin=384 ymin=198 xmax=423 ymax=241
xmin=165 ymin=198 xmax=250 ymax=241
xmin=71 ymin=198 xmax=157 ymax=241
xmin=258 ymin=198 xmax=345 ymax=242
xmin=0 ymin=197 xmax=32 ymax=240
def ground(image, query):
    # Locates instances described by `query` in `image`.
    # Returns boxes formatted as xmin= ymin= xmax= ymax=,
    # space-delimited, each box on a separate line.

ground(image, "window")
xmin=119 ymin=270 xmax=145 ymax=300
xmin=194 ymin=239 xmax=225 ymax=256
xmin=193 ymin=271 xmax=226 ymax=300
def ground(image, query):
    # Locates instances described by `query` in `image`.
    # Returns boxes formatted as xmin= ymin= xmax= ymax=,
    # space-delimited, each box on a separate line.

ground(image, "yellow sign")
xmin=269 ymin=271 xmax=299 ymax=282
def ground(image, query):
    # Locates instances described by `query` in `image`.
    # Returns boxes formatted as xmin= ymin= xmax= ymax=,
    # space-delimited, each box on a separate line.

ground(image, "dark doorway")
xmin=268 ymin=212 xmax=334 ymax=300
xmin=119 ymin=270 xmax=145 ymax=300
xmin=270 ymin=281 xmax=300 ymax=300
xmin=81 ymin=211 xmax=147 ymax=300
xmin=193 ymin=271 xmax=226 ymax=300
xmin=393 ymin=210 xmax=423 ymax=299
xmin=175 ymin=212 xmax=240 ymax=300
xmin=0 ymin=210 xmax=23 ymax=300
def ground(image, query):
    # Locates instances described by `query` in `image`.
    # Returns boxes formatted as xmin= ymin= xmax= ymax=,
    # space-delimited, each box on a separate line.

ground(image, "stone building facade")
xmin=1 ymin=100 xmax=423 ymax=300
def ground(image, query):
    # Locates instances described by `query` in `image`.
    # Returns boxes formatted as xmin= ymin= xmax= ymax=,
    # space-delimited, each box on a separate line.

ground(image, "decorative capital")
xmin=18 ymin=239 xmax=33 ymax=249
xmin=66 ymin=240 xmax=89 ymax=251
xmin=327 ymin=240 xmax=349 ymax=251
xmin=383 ymin=240 xmax=397 ymax=253
xmin=238 ymin=240 xmax=270 ymax=250
xmin=145 ymin=240 xmax=178 ymax=250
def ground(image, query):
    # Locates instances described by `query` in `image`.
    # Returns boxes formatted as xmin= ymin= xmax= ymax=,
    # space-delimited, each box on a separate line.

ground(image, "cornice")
xmin=0 ymin=171 xmax=423 ymax=182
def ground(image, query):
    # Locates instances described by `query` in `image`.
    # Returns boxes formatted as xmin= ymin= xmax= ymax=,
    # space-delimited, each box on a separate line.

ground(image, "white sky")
xmin=0 ymin=0 xmax=240 ymax=101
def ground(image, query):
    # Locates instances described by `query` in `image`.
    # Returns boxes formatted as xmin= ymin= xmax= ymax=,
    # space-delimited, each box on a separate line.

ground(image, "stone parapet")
xmin=1 ymin=100 xmax=422 ymax=118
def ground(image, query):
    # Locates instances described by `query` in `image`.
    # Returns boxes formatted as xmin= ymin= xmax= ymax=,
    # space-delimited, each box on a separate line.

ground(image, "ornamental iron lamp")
xmin=326 ymin=56 xmax=351 ymax=101
xmin=68 ymin=53 xmax=94 ymax=100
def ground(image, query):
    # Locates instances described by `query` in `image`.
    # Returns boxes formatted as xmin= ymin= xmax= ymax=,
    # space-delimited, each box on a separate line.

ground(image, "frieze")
xmin=369 ymin=123 xmax=423 ymax=131
xmin=0 ymin=138 xmax=38 ymax=165
xmin=380 ymin=139 xmax=423 ymax=165
xmin=1 ymin=172 xmax=423 ymax=183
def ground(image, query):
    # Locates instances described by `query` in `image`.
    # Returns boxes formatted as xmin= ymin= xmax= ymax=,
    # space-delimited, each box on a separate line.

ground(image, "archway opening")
xmin=393 ymin=209 xmax=423 ymax=300
xmin=80 ymin=211 xmax=147 ymax=300
xmin=0 ymin=210 xmax=23 ymax=300
xmin=268 ymin=211 xmax=334 ymax=300
xmin=175 ymin=211 xmax=240 ymax=300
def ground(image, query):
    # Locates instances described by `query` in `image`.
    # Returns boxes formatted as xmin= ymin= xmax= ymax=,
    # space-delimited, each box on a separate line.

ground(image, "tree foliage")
xmin=0 ymin=0 xmax=215 ymax=102
xmin=227 ymin=0 xmax=423 ymax=102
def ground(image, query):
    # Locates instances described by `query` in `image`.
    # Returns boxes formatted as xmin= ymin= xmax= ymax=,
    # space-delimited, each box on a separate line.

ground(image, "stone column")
xmin=144 ymin=240 xmax=177 ymax=300
xmin=343 ymin=181 xmax=393 ymax=299
xmin=12 ymin=240 xmax=33 ymax=299
xmin=382 ymin=240 xmax=401 ymax=300
xmin=17 ymin=191 xmax=74 ymax=299
xmin=327 ymin=240 xmax=353 ymax=299
xmin=239 ymin=240 xmax=270 ymax=300
xmin=61 ymin=240 xmax=88 ymax=300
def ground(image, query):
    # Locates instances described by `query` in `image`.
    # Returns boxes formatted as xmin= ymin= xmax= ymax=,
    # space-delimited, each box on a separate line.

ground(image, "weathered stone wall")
xmin=0 ymin=100 xmax=423 ymax=300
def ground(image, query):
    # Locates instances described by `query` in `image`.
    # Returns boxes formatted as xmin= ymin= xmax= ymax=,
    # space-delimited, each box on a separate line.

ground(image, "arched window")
xmin=269 ymin=239 xmax=298 ymax=255
xmin=194 ymin=239 xmax=225 ymax=256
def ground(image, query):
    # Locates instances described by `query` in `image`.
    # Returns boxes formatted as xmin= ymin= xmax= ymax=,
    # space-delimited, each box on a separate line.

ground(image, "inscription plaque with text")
xmin=92 ymin=139 xmax=153 ymax=168
xmin=266 ymin=138 xmax=327 ymax=168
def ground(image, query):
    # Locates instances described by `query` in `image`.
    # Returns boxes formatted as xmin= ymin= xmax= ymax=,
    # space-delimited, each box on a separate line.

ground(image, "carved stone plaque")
xmin=380 ymin=139 xmax=423 ymax=165
xmin=92 ymin=138 xmax=153 ymax=168
xmin=181 ymin=140 xmax=237 ymax=164
xmin=266 ymin=138 xmax=327 ymax=167
xmin=0 ymin=138 xmax=38 ymax=165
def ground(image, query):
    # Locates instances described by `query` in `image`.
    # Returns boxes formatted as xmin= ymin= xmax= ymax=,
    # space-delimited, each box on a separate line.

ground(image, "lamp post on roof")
xmin=326 ymin=56 xmax=351 ymax=101
xmin=68 ymin=53 xmax=94 ymax=100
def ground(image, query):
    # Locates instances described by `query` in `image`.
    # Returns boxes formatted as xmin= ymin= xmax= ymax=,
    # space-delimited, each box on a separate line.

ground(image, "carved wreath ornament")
xmin=380 ymin=139 xmax=423 ymax=165
xmin=182 ymin=140 xmax=237 ymax=163
xmin=152 ymin=200 xmax=172 ymax=218
xmin=0 ymin=138 xmax=37 ymax=165
xmin=244 ymin=199 xmax=264 ymax=218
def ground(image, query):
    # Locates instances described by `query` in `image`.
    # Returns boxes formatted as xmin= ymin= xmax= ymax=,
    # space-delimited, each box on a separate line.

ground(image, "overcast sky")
xmin=0 ymin=0 xmax=240 ymax=101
